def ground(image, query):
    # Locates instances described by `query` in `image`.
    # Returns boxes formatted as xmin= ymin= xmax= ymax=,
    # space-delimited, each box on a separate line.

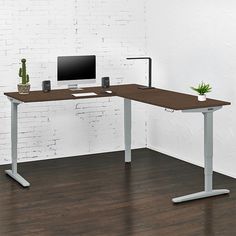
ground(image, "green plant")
xmin=19 ymin=58 xmax=29 ymax=84
xmin=191 ymin=82 xmax=212 ymax=95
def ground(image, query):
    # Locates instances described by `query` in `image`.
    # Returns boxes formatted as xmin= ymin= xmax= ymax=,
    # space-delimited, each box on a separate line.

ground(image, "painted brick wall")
xmin=0 ymin=0 xmax=148 ymax=164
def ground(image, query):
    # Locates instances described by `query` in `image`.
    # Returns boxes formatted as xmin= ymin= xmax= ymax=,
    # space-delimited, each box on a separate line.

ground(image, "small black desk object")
xmin=42 ymin=80 xmax=51 ymax=92
xmin=101 ymin=77 xmax=110 ymax=88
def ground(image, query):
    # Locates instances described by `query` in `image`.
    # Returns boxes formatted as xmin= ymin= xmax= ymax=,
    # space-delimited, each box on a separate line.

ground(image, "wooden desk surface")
xmin=110 ymin=84 xmax=231 ymax=110
xmin=4 ymin=87 xmax=114 ymax=103
xmin=4 ymin=84 xmax=230 ymax=110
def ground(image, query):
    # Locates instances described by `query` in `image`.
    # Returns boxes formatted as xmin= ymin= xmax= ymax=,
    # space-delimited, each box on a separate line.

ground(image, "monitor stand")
xmin=68 ymin=84 xmax=83 ymax=91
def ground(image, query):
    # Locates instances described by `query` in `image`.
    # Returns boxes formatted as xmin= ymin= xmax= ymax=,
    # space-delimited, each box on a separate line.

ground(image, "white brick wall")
xmin=0 ymin=0 xmax=148 ymax=164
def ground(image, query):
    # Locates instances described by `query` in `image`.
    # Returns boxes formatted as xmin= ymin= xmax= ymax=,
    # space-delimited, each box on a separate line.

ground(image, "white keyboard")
xmin=72 ymin=92 xmax=97 ymax=97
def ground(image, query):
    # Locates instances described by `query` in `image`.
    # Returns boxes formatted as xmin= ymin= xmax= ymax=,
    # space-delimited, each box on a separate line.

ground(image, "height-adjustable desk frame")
xmin=4 ymin=84 xmax=230 ymax=203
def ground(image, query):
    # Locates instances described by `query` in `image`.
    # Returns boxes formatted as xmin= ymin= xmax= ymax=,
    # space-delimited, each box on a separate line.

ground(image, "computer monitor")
xmin=57 ymin=55 xmax=96 ymax=89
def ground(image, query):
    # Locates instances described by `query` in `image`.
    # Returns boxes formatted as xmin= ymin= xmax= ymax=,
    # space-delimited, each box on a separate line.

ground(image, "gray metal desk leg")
xmin=124 ymin=99 xmax=131 ymax=163
xmin=5 ymin=101 xmax=30 ymax=187
xmin=173 ymin=107 xmax=229 ymax=203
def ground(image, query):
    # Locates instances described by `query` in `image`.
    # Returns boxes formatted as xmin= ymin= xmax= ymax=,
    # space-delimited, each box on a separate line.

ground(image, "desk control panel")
xmin=72 ymin=92 xmax=97 ymax=97
xmin=165 ymin=108 xmax=174 ymax=113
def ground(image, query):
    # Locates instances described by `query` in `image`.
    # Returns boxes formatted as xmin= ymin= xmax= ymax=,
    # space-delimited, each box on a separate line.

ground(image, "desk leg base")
xmin=5 ymin=170 xmax=30 ymax=187
xmin=172 ymin=189 xmax=230 ymax=203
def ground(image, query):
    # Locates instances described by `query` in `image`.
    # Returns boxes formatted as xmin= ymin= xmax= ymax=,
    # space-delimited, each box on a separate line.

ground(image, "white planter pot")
xmin=18 ymin=83 xmax=30 ymax=94
xmin=198 ymin=94 xmax=206 ymax=101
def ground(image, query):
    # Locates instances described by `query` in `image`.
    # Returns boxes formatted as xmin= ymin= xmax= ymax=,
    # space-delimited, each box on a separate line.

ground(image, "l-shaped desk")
xmin=4 ymin=84 xmax=231 ymax=203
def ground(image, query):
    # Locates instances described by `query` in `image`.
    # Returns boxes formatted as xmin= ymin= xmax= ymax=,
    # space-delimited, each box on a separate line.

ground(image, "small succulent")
xmin=191 ymin=82 xmax=212 ymax=95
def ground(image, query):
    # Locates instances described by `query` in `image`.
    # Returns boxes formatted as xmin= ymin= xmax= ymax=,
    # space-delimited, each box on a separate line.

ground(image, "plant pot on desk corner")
xmin=198 ymin=94 xmax=206 ymax=101
xmin=17 ymin=83 xmax=30 ymax=94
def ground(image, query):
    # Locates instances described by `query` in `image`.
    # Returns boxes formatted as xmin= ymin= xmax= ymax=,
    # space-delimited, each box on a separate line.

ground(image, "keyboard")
xmin=72 ymin=92 xmax=97 ymax=97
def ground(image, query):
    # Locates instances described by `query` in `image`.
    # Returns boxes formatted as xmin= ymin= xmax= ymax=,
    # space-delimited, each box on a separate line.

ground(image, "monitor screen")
xmin=57 ymin=55 xmax=96 ymax=81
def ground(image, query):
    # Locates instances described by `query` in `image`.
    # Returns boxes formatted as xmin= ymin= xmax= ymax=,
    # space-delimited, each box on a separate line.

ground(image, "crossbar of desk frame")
xmin=4 ymin=95 xmax=230 ymax=203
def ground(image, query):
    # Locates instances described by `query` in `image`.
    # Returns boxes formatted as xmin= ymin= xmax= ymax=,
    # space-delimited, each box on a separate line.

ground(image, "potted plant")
xmin=18 ymin=58 xmax=30 ymax=94
xmin=191 ymin=82 xmax=212 ymax=101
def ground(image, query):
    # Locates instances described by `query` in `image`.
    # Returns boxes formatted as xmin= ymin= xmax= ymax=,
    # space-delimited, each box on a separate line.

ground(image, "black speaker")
xmin=42 ymin=80 xmax=51 ymax=92
xmin=101 ymin=77 xmax=110 ymax=88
